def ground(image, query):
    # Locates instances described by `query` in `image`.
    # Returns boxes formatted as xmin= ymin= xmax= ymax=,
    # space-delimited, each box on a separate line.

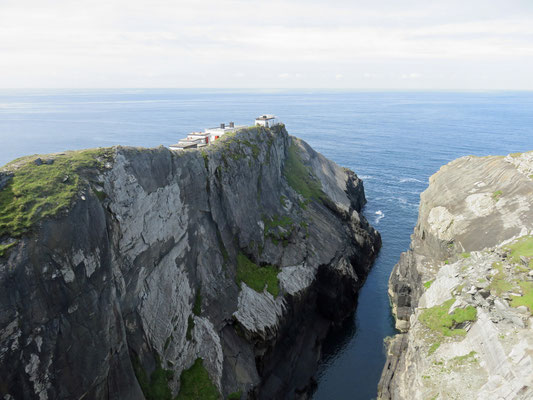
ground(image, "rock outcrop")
xmin=379 ymin=152 xmax=533 ymax=400
xmin=0 ymin=125 xmax=380 ymax=400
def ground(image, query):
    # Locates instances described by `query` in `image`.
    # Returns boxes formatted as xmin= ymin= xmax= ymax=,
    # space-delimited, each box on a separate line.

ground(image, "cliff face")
xmin=0 ymin=125 xmax=380 ymax=400
xmin=379 ymin=152 xmax=533 ymax=400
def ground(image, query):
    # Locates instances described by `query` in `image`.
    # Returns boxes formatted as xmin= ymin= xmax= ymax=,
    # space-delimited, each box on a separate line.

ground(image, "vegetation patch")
xmin=193 ymin=290 xmax=202 ymax=316
xmin=506 ymin=236 xmax=533 ymax=266
xmin=511 ymin=281 xmax=533 ymax=312
xmin=492 ymin=190 xmax=503 ymax=201
xmin=176 ymin=358 xmax=220 ymax=400
xmin=263 ymin=214 xmax=295 ymax=247
xmin=428 ymin=341 xmax=440 ymax=355
xmin=282 ymin=142 xmax=325 ymax=202
xmin=209 ymin=130 xmax=261 ymax=161
xmin=201 ymin=151 xmax=209 ymax=170
xmin=227 ymin=391 xmax=242 ymax=400
xmin=0 ymin=148 xmax=113 ymax=238
xmin=424 ymin=279 xmax=435 ymax=290
xmin=461 ymin=252 xmax=471 ymax=258
xmin=419 ymin=298 xmax=477 ymax=337
xmin=0 ymin=241 xmax=17 ymax=257
xmin=488 ymin=262 xmax=513 ymax=295
xmin=450 ymin=351 xmax=477 ymax=365
xmin=236 ymin=252 xmax=279 ymax=297
xmin=132 ymin=354 xmax=174 ymax=400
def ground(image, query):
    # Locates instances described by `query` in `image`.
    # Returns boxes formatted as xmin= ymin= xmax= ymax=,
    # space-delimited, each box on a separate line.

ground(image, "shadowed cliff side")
xmin=0 ymin=125 xmax=380 ymax=400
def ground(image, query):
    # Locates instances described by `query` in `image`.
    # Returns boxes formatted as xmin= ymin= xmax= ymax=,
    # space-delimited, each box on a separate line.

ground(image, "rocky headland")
xmin=379 ymin=152 xmax=533 ymax=399
xmin=0 ymin=125 xmax=380 ymax=399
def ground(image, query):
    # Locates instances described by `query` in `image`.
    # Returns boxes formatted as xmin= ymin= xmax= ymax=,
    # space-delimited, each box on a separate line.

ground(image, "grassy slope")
xmin=0 ymin=148 xmax=113 ymax=238
xmin=176 ymin=358 xmax=220 ymax=400
xmin=236 ymin=252 xmax=280 ymax=297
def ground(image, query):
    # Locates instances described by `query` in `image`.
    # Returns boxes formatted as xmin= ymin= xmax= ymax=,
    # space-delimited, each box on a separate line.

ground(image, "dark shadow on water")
xmin=317 ymin=312 xmax=357 ymax=369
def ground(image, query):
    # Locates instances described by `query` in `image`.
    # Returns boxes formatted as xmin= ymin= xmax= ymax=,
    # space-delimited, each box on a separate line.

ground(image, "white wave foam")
xmin=374 ymin=210 xmax=385 ymax=224
xmin=358 ymin=175 xmax=373 ymax=180
xmin=399 ymin=177 xmax=425 ymax=184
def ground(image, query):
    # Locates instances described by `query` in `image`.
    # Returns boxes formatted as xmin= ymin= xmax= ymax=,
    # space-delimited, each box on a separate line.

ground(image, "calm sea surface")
xmin=1 ymin=90 xmax=532 ymax=399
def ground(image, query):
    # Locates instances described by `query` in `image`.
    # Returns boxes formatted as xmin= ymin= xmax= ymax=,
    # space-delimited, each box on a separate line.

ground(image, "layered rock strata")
xmin=0 ymin=125 xmax=380 ymax=399
xmin=379 ymin=152 xmax=533 ymax=400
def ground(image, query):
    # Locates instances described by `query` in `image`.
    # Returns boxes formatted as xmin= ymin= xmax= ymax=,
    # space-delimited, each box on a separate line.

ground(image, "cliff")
xmin=0 ymin=125 xmax=380 ymax=400
xmin=378 ymin=152 xmax=533 ymax=400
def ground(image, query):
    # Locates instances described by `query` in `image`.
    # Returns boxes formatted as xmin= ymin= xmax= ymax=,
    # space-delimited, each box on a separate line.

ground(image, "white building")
xmin=204 ymin=122 xmax=245 ymax=143
xmin=170 ymin=117 xmax=278 ymax=151
xmin=169 ymin=141 xmax=199 ymax=151
xmin=255 ymin=114 xmax=280 ymax=128
xmin=187 ymin=132 xmax=211 ymax=145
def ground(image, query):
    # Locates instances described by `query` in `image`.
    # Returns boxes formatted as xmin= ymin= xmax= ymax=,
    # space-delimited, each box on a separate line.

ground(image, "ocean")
xmin=1 ymin=89 xmax=532 ymax=399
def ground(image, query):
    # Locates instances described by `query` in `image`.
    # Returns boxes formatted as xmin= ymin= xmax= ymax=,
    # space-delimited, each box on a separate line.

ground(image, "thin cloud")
xmin=0 ymin=0 xmax=532 ymax=88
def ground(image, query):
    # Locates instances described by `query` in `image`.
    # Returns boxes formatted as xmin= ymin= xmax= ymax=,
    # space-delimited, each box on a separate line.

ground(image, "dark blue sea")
xmin=2 ymin=90 xmax=532 ymax=399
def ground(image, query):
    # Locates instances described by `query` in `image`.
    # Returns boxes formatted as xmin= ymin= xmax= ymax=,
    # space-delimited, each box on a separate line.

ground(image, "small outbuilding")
xmin=169 ymin=142 xmax=198 ymax=151
xmin=255 ymin=114 xmax=280 ymax=128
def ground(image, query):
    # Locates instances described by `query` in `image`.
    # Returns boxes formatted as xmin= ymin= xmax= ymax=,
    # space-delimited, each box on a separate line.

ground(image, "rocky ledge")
xmin=0 ymin=125 xmax=380 ymax=400
xmin=378 ymin=152 xmax=533 ymax=400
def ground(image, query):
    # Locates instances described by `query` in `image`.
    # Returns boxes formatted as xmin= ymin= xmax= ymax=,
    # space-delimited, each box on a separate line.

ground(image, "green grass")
xmin=193 ymin=290 xmax=202 ymax=316
xmin=488 ymin=262 xmax=513 ymax=295
xmin=176 ymin=358 xmax=220 ymax=400
xmin=227 ymin=391 xmax=242 ymax=400
xmin=0 ymin=148 xmax=113 ymax=238
xmin=450 ymin=351 xmax=478 ymax=366
xmin=201 ymin=151 xmax=209 ymax=170
xmin=428 ymin=341 xmax=441 ymax=355
xmin=492 ymin=190 xmax=503 ymax=201
xmin=506 ymin=236 xmax=533 ymax=265
xmin=263 ymin=214 xmax=294 ymax=247
xmin=0 ymin=241 xmax=17 ymax=257
xmin=209 ymin=129 xmax=261 ymax=161
xmin=132 ymin=354 xmax=174 ymax=400
xmin=461 ymin=252 xmax=471 ymax=258
xmin=424 ymin=279 xmax=435 ymax=290
xmin=236 ymin=252 xmax=279 ymax=297
xmin=263 ymin=214 xmax=293 ymax=232
xmin=419 ymin=298 xmax=477 ymax=337
xmin=282 ymin=142 xmax=325 ymax=202
xmin=511 ymin=281 xmax=533 ymax=312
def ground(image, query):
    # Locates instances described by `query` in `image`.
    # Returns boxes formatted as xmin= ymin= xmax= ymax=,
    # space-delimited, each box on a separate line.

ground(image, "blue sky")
xmin=1 ymin=0 xmax=533 ymax=89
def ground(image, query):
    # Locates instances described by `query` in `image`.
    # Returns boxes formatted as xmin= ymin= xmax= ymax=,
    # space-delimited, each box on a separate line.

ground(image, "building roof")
xmin=169 ymin=142 xmax=197 ymax=149
xmin=204 ymin=125 xmax=245 ymax=132
xmin=255 ymin=114 xmax=276 ymax=120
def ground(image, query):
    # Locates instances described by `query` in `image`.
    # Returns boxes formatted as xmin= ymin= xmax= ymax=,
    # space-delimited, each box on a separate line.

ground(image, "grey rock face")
xmin=0 ymin=126 xmax=380 ymax=399
xmin=379 ymin=152 xmax=533 ymax=400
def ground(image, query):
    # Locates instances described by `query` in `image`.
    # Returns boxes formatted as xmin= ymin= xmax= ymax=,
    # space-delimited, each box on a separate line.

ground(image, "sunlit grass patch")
xmin=236 ymin=252 xmax=279 ymax=297
xmin=511 ymin=281 xmax=533 ymax=312
xmin=0 ymin=148 xmax=113 ymax=237
xmin=419 ymin=298 xmax=477 ymax=337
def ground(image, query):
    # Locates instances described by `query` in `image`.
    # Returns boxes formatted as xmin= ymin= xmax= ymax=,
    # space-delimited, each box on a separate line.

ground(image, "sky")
xmin=1 ymin=0 xmax=533 ymax=89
